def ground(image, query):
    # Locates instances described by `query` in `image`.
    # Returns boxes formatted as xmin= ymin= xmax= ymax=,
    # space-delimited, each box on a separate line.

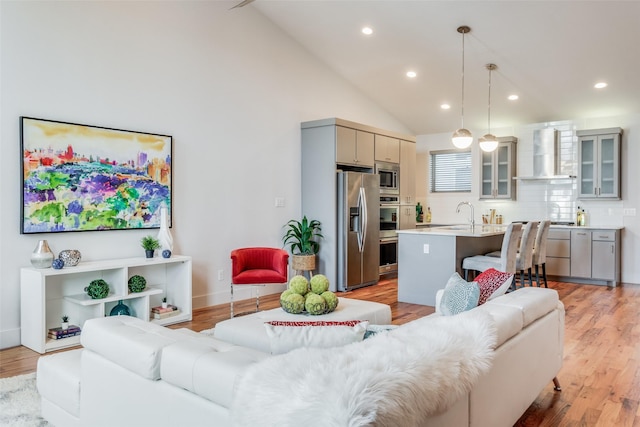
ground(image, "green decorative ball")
xmin=84 ymin=279 xmax=110 ymax=299
xmin=128 ymin=275 xmax=147 ymax=293
xmin=281 ymin=293 xmax=305 ymax=314
xmin=305 ymin=293 xmax=327 ymax=315
xmin=321 ymin=291 xmax=339 ymax=313
xmin=280 ymin=289 xmax=294 ymax=303
xmin=289 ymin=275 xmax=309 ymax=295
xmin=310 ymin=274 xmax=330 ymax=294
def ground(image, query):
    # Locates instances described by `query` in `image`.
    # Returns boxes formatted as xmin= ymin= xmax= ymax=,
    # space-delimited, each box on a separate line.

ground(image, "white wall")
xmin=415 ymin=115 xmax=640 ymax=285
xmin=0 ymin=1 xmax=410 ymax=349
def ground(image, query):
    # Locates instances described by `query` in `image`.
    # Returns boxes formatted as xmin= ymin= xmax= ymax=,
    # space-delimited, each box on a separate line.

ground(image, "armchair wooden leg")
xmin=542 ymin=263 xmax=548 ymax=288
xmin=255 ymin=286 xmax=260 ymax=313
xmin=552 ymin=377 xmax=561 ymax=391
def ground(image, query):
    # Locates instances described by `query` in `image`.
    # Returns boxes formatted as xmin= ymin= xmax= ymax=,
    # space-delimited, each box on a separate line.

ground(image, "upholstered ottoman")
xmin=213 ymin=297 xmax=392 ymax=353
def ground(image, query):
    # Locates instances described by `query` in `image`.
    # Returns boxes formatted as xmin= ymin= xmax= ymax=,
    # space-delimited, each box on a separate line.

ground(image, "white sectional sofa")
xmin=37 ymin=287 xmax=564 ymax=427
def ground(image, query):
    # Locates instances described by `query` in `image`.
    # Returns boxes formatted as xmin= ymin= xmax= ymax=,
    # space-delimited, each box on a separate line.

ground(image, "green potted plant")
xmin=61 ymin=315 xmax=69 ymax=330
xmin=141 ymin=235 xmax=160 ymax=258
xmin=282 ymin=216 xmax=323 ymax=272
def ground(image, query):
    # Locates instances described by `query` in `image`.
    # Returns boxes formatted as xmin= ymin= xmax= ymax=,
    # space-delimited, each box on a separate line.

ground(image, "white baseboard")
xmin=192 ymin=284 xmax=286 ymax=310
xmin=0 ymin=327 xmax=21 ymax=350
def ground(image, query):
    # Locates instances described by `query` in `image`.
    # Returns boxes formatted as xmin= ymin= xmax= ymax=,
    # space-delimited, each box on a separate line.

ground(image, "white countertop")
xmin=401 ymin=223 xmax=623 ymax=237
xmin=548 ymin=224 xmax=624 ymax=230
xmin=397 ymin=224 xmax=508 ymax=237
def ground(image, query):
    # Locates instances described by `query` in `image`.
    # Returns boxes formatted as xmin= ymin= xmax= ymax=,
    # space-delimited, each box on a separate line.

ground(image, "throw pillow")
xmin=475 ymin=268 xmax=514 ymax=305
xmin=439 ymin=272 xmax=480 ymax=316
xmin=264 ymin=320 xmax=368 ymax=354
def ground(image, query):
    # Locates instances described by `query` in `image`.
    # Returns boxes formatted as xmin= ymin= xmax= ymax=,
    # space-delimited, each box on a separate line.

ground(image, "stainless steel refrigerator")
xmin=337 ymin=171 xmax=380 ymax=291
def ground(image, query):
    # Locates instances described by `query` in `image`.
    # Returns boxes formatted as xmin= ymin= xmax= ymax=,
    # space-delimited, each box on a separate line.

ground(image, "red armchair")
xmin=230 ymin=247 xmax=289 ymax=318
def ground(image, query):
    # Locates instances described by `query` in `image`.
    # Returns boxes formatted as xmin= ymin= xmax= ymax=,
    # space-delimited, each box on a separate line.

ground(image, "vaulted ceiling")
xmin=247 ymin=1 xmax=640 ymax=135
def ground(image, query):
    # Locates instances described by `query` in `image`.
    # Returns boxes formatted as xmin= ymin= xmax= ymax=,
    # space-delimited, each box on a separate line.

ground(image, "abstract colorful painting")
xmin=21 ymin=117 xmax=172 ymax=234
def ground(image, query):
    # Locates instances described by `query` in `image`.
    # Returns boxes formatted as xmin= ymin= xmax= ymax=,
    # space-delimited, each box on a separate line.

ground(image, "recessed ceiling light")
xmin=361 ymin=27 xmax=373 ymax=35
xmin=508 ymin=94 xmax=519 ymax=101
xmin=594 ymin=82 xmax=607 ymax=89
xmin=406 ymin=71 xmax=417 ymax=78
xmin=441 ymin=104 xmax=451 ymax=110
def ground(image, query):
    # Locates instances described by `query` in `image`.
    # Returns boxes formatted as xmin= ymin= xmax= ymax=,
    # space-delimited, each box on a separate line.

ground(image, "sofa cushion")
xmin=264 ymin=320 xmax=368 ymax=354
xmin=439 ymin=272 xmax=480 ymax=316
xmin=37 ymin=348 xmax=83 ymax=417
xmin=474 ymin=268 xmax=514 ymax=304
xmin=161 ymin=340 xmax=268 ymax=408
xmin=476 ymin=302 xmax=524 ymax=348
xmin=487 ymin=287 xmax=560 ymax=327
xmin=80 ymin=315 xmax=190 ymax=380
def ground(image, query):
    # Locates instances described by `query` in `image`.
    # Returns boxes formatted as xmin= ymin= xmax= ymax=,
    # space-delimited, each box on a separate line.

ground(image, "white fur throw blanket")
xmin=231 ymin=310 xmax=497 ymax=426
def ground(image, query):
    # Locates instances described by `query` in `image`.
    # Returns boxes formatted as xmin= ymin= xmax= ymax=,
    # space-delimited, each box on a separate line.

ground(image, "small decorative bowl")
xmin=59 ymin=249 xmax=82 ymax=267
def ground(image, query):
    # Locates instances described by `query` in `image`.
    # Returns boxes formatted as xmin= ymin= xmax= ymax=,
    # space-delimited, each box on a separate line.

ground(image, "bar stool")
xmin=462 ymin=222 xmax=523 ymax=280
xmin=514 ymin=221 xmax=539 ymax=288
xmin=532 ymin=220 xmax=551 ymax=288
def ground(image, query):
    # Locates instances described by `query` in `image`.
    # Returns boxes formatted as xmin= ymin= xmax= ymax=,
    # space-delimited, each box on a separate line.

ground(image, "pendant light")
xmin=452 ymin=25 xmax=473 ymax=149
xmin=478 ymin=63 xmax=499 ymax=152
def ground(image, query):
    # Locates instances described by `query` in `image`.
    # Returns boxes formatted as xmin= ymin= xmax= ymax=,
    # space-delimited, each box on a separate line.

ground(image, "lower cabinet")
xmin=546 ymin=229 xmax=570 ymax=276
xmin=592 ymin=231 xmax=617 ymax=280
xmin=570 ymin=230 xmax=592 ymax=278
xmin=21 ymin=255 xmax=192 ymax=353
xmin=546 ymin=228 xmax=620 ymax=286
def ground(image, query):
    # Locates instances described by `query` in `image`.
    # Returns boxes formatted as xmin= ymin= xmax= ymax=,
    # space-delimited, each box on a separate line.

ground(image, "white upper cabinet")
xmin=374 ymin=134 xmax=400 ymax=163
xmin=336 ymin=126 xmax=375 ymax=167
xmin=479 ymin=137 xmax=517 ymax=200
xmin=576 ymin=128 xmax=621 ymax=200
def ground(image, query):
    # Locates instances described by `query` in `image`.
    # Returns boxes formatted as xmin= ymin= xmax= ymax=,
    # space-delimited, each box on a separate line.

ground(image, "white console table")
xmin=20 ymin=255 xmax=192 ymax=353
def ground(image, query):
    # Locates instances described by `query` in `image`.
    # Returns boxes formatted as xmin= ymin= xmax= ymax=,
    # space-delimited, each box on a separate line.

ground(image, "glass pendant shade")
xmin=479 ymin=134 xmax=499 ymax=152
xmin=452 ymin=128 xmax=473 ymax=149
xmin=452 ymin=26 xmax=472 ymax=149
xmin=479 ymin=63 xmax=499 ymax=153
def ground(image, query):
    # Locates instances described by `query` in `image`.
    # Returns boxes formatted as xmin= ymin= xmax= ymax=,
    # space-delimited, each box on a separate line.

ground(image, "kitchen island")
xmin=396 ymin=225 xmax=507 ymax=306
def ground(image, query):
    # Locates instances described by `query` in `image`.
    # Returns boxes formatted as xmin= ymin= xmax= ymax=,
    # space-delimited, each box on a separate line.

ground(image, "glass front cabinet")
xmin=576 ymin=128 xmax=621 ymax=200
xmin=479 ymin=137 xmax=518 ymax=200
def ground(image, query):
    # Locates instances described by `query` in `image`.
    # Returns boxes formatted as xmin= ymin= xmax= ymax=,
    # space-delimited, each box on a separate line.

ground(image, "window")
xmin=430 ymin=150 xmax=471 ymax=192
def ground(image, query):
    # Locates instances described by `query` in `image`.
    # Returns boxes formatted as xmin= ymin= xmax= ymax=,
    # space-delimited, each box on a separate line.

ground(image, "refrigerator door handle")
xmin=359 ymin=187 xmax=367 ymax=253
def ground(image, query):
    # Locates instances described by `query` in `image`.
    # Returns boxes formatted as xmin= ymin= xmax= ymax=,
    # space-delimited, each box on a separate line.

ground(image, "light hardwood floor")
xmin=1 ymin=278 xmax=639 ymax=426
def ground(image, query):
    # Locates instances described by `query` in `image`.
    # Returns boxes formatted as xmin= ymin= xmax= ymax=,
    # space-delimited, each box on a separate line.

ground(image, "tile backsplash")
xmin=421 ymin=120 xmax=625 ymax=227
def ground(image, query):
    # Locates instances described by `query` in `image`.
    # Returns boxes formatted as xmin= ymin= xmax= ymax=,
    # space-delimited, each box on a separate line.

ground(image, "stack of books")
xmin=151 ymin=304 xmax=180 ymax=320
xmin=48 ymin=325 xmax=81 ymax=340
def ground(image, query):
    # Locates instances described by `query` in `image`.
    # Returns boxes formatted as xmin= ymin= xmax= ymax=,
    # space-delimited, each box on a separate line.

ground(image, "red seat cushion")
xmin=232 ymin=269 xmax=287 ymax=284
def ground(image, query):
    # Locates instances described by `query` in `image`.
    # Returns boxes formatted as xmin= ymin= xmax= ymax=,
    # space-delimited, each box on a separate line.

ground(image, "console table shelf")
xmin=21 ymin=255 xmax=192 ymax=354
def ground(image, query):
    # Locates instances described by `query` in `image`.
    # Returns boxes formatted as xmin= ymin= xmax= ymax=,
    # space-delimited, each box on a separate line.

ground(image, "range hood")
xmin=514 ymin=128 xmax=575 ymax=180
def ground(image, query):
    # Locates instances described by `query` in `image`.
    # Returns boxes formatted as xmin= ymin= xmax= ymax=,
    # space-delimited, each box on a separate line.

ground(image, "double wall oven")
xmin=375 ymin=162 xmax=401 ymax=275
xmin=379 ymin=195 xmax=399 ymax=275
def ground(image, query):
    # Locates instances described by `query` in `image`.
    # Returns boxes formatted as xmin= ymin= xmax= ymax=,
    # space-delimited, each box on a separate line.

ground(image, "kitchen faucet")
xmin=456 ymin=202 xmax=475 ymax=227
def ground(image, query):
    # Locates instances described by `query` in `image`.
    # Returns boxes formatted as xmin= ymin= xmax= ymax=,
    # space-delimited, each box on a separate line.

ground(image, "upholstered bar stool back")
xmin=532 ymin=220 xmax=551 ymax=287
xmin=462 ymin=223 xmax=523 ymax=280
xmin=230 ymin=247 xmax=289 ymax=318
xmin=514 ymin=221 xmax=539 ymax=288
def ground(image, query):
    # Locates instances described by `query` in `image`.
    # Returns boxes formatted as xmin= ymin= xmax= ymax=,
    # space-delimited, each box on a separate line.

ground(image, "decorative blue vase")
xmin=110 ymin=300 xmax=131 ymax=316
